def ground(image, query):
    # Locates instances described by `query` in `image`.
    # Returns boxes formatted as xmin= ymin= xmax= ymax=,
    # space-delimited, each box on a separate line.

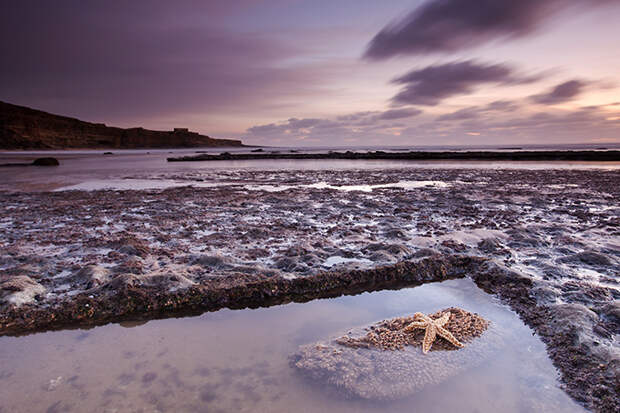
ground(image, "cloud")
xmin=402 ymin=105 xmax=620 ymax=146
xmin=246 ymin=107 xmax=422 ymax=143
xmin=438 ymin=100 xmax=519 ymax=121
xmin=246 ymin=103 xmax=620 ymax=146
xmin=365 ymin=0 xmax=616 ymax=59
xmin=530 ymin=80 xmax=588 ymax=104
xmin=390 ymin=61 xmax=536 ymax=106
xmin=437 ymin=107 xmax=482 ymax=122
xmin=377 ymin=108 xmax=423 ymax=120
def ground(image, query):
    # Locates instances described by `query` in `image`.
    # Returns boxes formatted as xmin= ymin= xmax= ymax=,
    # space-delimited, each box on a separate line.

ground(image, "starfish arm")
xmin=422 ymin=324 xmax=437 ymax=354
xmin=437 ymin=326 xmax=464 ymax=348
xmin=434 ymin=312 xmax=451 ymax=327
xmin=413 ymin=312 xmax=429 ymax=322
xmin=403 ymin=321 xmax=428 ymax=333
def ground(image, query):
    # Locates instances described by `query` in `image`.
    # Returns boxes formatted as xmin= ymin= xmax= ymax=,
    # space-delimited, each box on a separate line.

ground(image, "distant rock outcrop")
xmin=0 ymin=101 xmax=244 ymax=149
xmin=32 ymin=157 xmax=60 ymax=166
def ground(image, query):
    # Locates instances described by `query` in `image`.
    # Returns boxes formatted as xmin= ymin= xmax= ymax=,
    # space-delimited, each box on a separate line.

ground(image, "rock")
xmin=140 ymin=272 xmax=196 ymax=291
xmin=368 ymin=251 xmax=396 ymax=263
xmin=0 ymin=275 xmax=46 ymax=306
xmin=113 ymin=237 xmax=151 ymax=257
xmin=192 ymin=253 xmax=231 ymax=269
xmin=384 ymin=228 xmax=408 ymax=239
xmin=477 ymin=238 xmax=507 ymax=254
xmin=274 ymin=256 xmax=298 ymax=272
xmin=75 ymin=265 xmax=111 ymax=288
xmin=559 ymin=250 xmax=612 ymax=266
xmin=412 ymin=248 xmax=439 ymax=258
xmin=113 ymin=257 xmax=144 ymax=274
xmin=291 ymin=308 xmax=506 ymax=400
xmin=364 ymin=243 xmax=411 ymax=261
xmin=598 ymin=301 xmax=620 ymax=331
xmin=561 ymin=281 xmax=613 ymax=305
xmin=32 ymin=157 xmax=59 ymax=166
xmin=47 ymin=376 xmax=63 ymax=391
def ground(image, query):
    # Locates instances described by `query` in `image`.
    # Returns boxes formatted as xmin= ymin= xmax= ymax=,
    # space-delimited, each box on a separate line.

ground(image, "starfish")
xmin=403 ymin=312 xmax=464 ymax=354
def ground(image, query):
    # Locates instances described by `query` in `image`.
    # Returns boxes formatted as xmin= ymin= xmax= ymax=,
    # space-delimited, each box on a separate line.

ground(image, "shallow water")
xmin=1 ymin=150 xmax=619 ymax=191
xmin=0 ymin=279 xmax=586 ymax=413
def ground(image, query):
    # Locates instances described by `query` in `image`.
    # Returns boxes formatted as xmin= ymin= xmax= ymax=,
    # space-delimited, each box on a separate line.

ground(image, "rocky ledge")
xmin=167 ymin=149 xmax=620 ymax=162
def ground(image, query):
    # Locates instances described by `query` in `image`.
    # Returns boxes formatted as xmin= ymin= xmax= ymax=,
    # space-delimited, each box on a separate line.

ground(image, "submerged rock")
xmin=291 ymin=308 xmax=505 ymax=400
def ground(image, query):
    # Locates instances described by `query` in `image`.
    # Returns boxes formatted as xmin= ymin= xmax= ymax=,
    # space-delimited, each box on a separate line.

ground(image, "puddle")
xmin=0 ymin=279 xmax=585 ymax=413
xmin=54 ymin=179 xmax=450 ymax=192
xmin=244 ymin=180 xmax=450 ymax=193
xmin=54 ymin=179 xmax=226 ymax=191
xmin=323 ymin=255 xmax=375 ymax=268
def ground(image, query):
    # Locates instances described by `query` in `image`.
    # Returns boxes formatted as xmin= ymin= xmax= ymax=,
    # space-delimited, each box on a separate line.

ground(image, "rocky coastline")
xmin=0 ymin=101 xmax=244 ymax=149
xmin=0 ymin=167 xmax=618 ymax=411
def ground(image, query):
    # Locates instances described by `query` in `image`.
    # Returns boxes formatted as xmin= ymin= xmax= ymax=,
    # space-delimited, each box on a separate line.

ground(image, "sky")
xmin=2 ymin=0 xmax=620 ymax=147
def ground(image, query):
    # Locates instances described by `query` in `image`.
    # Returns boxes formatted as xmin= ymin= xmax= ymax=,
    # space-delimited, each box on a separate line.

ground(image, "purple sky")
xmin=2 ymin=0 xmax=620 ymax=146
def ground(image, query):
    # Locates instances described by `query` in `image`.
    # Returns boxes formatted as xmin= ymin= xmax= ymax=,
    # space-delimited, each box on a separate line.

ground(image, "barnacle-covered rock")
xmin=290 ymin=308 xmax=505 ymax=400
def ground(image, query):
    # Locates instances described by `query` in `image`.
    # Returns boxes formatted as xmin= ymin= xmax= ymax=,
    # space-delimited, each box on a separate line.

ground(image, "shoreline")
xmin=168 ymin=149 xmax=620 ymax=162
xmin=1 ymin=168 xmax=618 ymax=411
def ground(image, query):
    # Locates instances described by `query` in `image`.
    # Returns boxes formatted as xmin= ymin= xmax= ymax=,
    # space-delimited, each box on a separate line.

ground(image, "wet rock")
xmin=531 ymin=286 xmax=559 ymax=305
xmin=383 ymin=228 xmax=408 ymax=239
xmin=439 ymin=240 xmax=468 ymax=253
xmin=113 ymin=237 xmax=151 ymax=258
xmin=32 ymin=157 xmax=59 ymax=166
xmin=597 ymin=301 xmax=620 ymax=331
xmin=99 ymin=273 xmax=142 ymax=290
xmin=274 ymin=256 xmax=298 ymax=272
xmin=477 ymin=238 xmax=508 ymax=255
xmin=368 ymin=251 xmax=396 ymax=263
xmin=505 ymin=228 xmax=541 ymax=248
xmin=191 ymin=253 xmax=231 ymax=269
xmin=0 ymin=276 xmax=46 ymax=306
xmin=538 ymin=263 xmax=565 ymax=281
xmin=113 ymin=257 xmax=144 ymax=274
xmin=561 ymin=281 xmax=613 ymax=306
xmin=547 ymin=303 xmax=620 ymax=362
xmin=559 ymin=251 xmax=612 ymax=266
xmin=75 ymin=265 xmax=111 ymax=289
xmin=233 ymin=265 xmax=280 ymax=277
xmin=412 ymin=248 xmax=439 ymax=258
xmin=364 ymin=243 xmax=412 ymax=260
xmin=143 ymin=272 xmax=196 ymax=291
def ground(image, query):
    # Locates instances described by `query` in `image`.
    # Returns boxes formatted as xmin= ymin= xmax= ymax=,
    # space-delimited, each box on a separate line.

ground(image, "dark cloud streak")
xmin=530 ymin=80 xmax=587 ymax=104
xmin=365 ymin=0 xmax=614 ymax=59
xmin=390 ymin=61 xmax=536 ymax=106
xmin=377 ymin=108 xmax=422 ymax=120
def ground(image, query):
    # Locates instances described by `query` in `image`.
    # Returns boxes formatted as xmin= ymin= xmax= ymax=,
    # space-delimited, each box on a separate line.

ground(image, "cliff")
xmin=0 ymin=101 xmax=244 ymax=149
